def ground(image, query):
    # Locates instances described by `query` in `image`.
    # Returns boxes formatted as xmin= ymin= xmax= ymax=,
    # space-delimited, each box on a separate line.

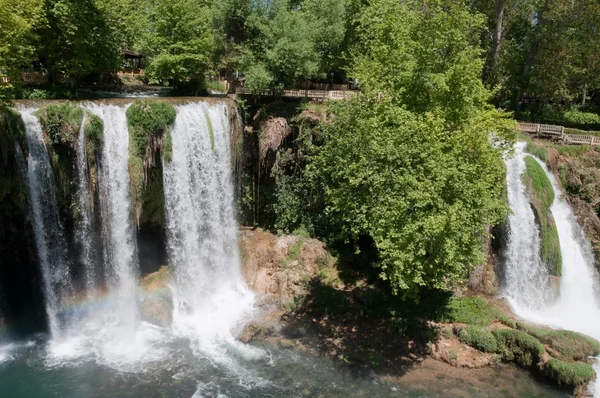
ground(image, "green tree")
xmin=0 ymin=0 xmax=43 ymax=101
xmin=141 ymin=0 xmax=215 ymax=87
xmin=36 ymin=0 xmax=120 ymax=83
xmin=305 ymin=0 xmax=515 ymax=295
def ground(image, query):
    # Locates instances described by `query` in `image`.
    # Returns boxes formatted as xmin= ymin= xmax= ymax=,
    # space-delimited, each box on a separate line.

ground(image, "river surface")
xmin=0 ymin=337 xmax=565 ymax=398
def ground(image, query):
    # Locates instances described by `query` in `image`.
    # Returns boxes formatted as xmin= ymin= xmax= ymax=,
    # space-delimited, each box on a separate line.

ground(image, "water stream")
xmin=504 ymin=141 xmax=600 ymax=395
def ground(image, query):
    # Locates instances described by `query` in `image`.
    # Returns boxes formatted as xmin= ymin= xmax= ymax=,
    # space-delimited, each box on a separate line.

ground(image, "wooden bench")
xmin=538 ymin=124 xmax=564 ymax=137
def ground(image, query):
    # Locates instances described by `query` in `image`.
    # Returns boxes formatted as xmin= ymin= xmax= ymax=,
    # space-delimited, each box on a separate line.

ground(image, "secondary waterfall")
xmin=87 ymin=104 xmax=139 ymax=332
xmin=74 ymin=114 xmax=98 ymax=298
xmin=504 ymin=141 xmax=600 ymax=394
xmin=22 ymin=109 xmax=75 ymax=338
xmin=163 ymin=102 xmax=257 ymax=370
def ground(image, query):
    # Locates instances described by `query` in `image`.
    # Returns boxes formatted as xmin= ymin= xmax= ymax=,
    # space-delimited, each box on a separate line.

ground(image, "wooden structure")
xmin=517 ymin=122 xmax=600 ymax=146
xmin=235 ymin=87 xmax=357 ymax=101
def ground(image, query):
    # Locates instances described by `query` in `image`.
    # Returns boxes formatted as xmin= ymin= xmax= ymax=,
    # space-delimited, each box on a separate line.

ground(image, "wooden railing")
xmin=235 ymin=87 xmax=358 ymax=101
xmin=518 ymin=122 xmax=599 ymax=146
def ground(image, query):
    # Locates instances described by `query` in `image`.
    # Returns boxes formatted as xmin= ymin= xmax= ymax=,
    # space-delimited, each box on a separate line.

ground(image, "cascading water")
xmin=163 ymin=102 xmax=258 ymax=378
xmin=504 ymin=141 xmax=600 ymax=395
xmin=74 ymin=114 xmax=98 ymax=298
xmin=503 ymin=142 xmax=554 ymax=308
xmin=21 ymin=109 xmax=76 ymax=339
xmin=47 ymin=103 xmax=165 ymax=369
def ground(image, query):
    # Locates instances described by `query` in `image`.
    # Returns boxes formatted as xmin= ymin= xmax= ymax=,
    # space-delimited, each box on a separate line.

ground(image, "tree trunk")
xmin=490 ymin=0 xmax=505 ymax=82
xmin=582 ymin=86 xmax=587 ymax=105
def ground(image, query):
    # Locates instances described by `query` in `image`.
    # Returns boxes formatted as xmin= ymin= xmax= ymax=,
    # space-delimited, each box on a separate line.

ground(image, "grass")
xmin=287 ymin=237 xmax=304 ymax=262
xmin=525 ymin=141 xmax=548 ymax=162
xmin=458 ymin=326 xmax=498 ymax=353
xmin=442 ymin=296 xmax=514 ymax=327
xmin=542 ymin=358 xmax=596 ymax=388
xmin=522 ymin=156 xmax=562 ymax=276
xmin=492 ymin=328 xmax=546 ymax=369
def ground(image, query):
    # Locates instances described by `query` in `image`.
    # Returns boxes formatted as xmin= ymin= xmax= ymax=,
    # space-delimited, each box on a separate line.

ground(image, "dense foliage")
xmin=296 ymin=0 xmax=516 ymax=295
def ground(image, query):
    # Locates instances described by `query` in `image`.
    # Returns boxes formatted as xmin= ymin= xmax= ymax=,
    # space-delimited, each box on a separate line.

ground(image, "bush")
xmin=563 ymin=110 xmax=600 ymax=130
xmin=458 ymin=326 xmax=498 ymax=353
xmin=492 ymin=328 xmax=546 ymax=368
xmin=542 ymin=358 xmax=596 ymax=388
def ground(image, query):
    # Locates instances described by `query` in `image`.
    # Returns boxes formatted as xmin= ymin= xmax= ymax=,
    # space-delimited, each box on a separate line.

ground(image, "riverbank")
xmin=237 ymin=227 xmax=599 ymax=396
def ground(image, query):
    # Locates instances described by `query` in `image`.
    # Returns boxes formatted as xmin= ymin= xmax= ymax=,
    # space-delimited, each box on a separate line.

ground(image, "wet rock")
xmin=140 ymin=266 xmax=173 ymax=327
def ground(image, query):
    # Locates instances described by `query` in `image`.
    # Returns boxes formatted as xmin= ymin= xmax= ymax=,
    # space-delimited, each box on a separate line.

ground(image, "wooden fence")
xmin=235 ymin=87 xmax=358 ymax=101
xmin=517 ymin=122 xmax=600 ymax=146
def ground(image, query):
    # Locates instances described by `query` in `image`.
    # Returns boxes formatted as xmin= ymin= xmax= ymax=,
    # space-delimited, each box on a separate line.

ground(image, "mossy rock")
xmin=37 ymin=103 xmax=83 ymax=148
xmin=522 ymin=156 xmax=562 ymax=276
xmin=458 ymin=326 xmax=498 ymax=353
xmin=492 ymin=328 xmax=545 ymax=369
xmin=542 ymin=358 xmax=596 ymax=389
xmin=126 ymin=100 xmax=176 ymax=227
xmin=36 ymin=103 xmax=84 ymax=224
xmin=518 ymin=323 xmax=600 ymax=363
xmin=126 ymin=100 xmax=176 ymax=158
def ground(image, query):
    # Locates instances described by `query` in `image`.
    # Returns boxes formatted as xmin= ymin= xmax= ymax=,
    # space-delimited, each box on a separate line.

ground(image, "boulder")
xmin=140 ymin=266 xmax=173 ymax=327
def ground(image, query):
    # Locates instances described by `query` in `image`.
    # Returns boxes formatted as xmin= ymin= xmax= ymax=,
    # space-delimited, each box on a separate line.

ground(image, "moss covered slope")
xmin=125 ymin=100 xmax=176 ymax=227
xmin=522 ymin=155 xmax=562 ymax=276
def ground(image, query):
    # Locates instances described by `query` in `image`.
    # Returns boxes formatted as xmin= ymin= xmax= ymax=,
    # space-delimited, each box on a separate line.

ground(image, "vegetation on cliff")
xmin=0 ymin=108 xmax=28 ymax=235
xmin=125 ymin=100 xmax=176 ymax=227
xmin=522 ymin=155 xmax=562 ymax=276
xmin=36 ymin=103 xmax=84 ymax=222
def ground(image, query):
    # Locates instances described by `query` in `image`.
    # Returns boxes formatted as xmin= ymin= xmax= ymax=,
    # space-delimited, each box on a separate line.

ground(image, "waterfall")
xmin=163 ymin=102 xmax=256 ymax=366
xmin=21 ymin=109 xmax=75 ymax=338
xmin=503 ymin=142 xmax=554 ymax=308
xmin=74 ymin=114 xmax=99 ymax=298
xmin=504 ymin=141 xmax=600 ymax=395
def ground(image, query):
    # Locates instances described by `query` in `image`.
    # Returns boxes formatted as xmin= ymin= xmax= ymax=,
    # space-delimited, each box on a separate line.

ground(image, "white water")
xmin=74 ymin=114 xmax=98 ymax=298
xmin=164 ymin=102 xmax=260 ymax=382
xmin=46 ymin=103 xmax=166 ymax=370
xmin=504 ymin=142 xmax=600 ymax=395
xmin=21 ymin=109 xmax=75 ymax=338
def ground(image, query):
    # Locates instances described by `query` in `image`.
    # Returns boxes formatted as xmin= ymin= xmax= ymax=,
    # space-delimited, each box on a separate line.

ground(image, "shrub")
xmin=492 ymin=328 xmax=546 ymax=368
xmin=522 ymin=156 xmax=562 ymax=276
xmin=542 ymin=358 xmax=596 ymax=388
xmin=458 ymin=326 xmax=498 ymax=353
xmin=562 ymin=110 xmax=600 ymax=130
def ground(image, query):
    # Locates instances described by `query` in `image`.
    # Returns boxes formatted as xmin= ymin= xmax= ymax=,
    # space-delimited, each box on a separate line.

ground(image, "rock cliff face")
xmin=238 ymin=227 xmax=334 ymax=311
